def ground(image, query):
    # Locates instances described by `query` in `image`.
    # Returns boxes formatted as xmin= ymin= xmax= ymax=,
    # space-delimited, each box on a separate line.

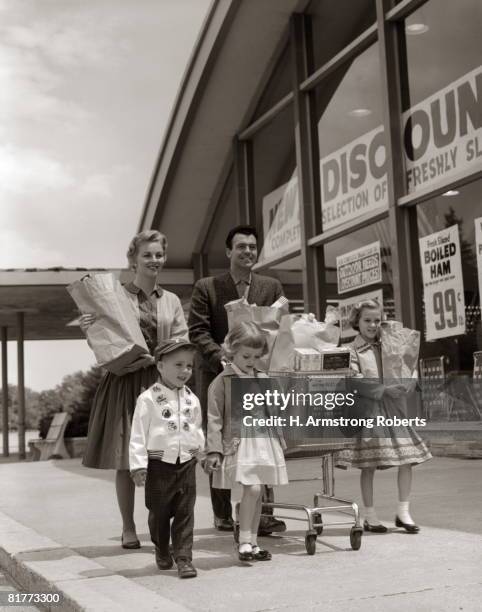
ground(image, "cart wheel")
xmin=234 ymin=523 xmax=239 ymax=544
xmin=312 ymin=512 xmax=323 ymax=535
xmin=305 ymin=534 xmax=317 ymax=555
xmin=350 ymin=527 xmax=362 ymax=551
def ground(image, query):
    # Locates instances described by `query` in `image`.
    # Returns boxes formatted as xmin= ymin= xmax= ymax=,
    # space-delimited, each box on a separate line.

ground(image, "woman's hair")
xmin=223 ymin=321 xmax=269 ymax=358
xmin=126 ymin=230 xmax=168 ymax=269
xmin=348 ymin=299 xmax=383 ymax=331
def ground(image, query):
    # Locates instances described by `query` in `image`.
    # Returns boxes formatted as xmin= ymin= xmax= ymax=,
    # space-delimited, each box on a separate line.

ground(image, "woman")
xmin=80 ymin=230 xmax=187 ymax=548
xmin=337 ymin=299 xmax=431 ymax=534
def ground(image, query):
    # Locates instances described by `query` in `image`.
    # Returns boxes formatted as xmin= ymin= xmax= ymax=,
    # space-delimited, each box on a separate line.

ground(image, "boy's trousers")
xmin=145 ymin=457 xmax=197 ymax=561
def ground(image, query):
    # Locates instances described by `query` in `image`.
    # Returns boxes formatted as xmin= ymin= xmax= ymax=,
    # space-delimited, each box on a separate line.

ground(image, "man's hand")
xmin=131 ymin=469 xmax=147 ymax=487
xmin=204 ymin=453 xmax=222 ymax=474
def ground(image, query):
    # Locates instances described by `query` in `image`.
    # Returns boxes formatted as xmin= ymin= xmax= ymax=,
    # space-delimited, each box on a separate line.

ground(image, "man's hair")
xmin=225 ymin=225 xmax=258 ymax=249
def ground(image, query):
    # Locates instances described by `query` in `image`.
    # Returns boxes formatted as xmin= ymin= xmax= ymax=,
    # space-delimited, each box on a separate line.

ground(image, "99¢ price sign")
xmin=419 ymin=224 xmax=466 ymax=341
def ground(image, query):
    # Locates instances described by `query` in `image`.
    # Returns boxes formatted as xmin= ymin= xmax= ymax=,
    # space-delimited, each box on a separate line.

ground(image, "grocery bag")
xmin=224 ymin=297 xmax=288 ymax=371
xmin=67 ymin=273 xmax=149 ymax=375
xmin=380 ymin=320 xmax=420 ymax=386
xmin=269 ymin=313 xmax=340 ymax=372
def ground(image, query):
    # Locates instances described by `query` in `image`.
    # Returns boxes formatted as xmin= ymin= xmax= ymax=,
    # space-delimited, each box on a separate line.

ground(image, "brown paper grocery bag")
xmin=67 ymin=273 xmax=149 ymax=375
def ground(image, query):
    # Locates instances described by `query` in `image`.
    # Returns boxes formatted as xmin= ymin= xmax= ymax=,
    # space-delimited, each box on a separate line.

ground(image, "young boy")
xmin=130 ymin=338 xmax=204 ymax=579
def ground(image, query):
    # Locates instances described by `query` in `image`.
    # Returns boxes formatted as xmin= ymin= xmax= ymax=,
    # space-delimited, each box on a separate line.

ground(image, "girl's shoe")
xmin=238 ymin=544 xmax=253 ymax=561
xmin=252 ymin=546 xmax=272 ymax=561
xmin=395 ymin=516 xmax=420 ymax=533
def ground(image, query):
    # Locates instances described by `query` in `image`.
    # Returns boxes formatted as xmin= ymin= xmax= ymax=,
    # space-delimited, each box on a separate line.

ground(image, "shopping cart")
xmin=234 ymin=440 xmax=362 ymax=555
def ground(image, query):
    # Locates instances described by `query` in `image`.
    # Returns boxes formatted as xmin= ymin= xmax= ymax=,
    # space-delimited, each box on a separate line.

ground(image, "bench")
xmin=29 ymin=413 xmax=71 ymax=461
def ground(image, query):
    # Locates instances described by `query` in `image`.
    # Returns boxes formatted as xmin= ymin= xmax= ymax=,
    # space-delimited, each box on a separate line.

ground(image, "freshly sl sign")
xmin=336 ymin=241 xmax=382 ymax=295
xmin=419 ymin=224 xmax=466 ymax=341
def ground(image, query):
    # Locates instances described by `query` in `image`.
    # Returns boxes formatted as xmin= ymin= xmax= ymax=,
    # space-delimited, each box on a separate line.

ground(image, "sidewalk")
xmin=0 ymin=456 xmax=481 ymax=611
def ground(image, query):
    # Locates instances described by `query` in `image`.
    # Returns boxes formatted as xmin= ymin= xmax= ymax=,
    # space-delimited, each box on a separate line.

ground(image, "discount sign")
xmin=419 ymin=224 xmax=466 ymax=341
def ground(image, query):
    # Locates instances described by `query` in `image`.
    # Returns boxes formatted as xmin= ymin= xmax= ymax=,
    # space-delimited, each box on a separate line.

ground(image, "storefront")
xmin=141 ymin=0 xmax=482 ymax=440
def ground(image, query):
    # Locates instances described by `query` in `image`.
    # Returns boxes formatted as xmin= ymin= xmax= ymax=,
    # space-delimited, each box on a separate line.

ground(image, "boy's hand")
xmin=131 ymin=469 xmax=147 ymax=487
xmin=204 ymin=453 xmax=222 ymax=474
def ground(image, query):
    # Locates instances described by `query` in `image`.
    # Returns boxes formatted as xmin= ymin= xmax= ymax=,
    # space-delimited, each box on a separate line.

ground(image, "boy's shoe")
xmin=214 ymin=517 xmax=234 ymax=531
xmin=177 ymin=558 xmax=197 ymax=578
xmin=155 ymin=547 xmax=173 ymax=570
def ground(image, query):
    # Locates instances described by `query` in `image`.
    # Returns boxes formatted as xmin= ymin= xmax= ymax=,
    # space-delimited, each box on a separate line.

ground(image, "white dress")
xmin=212 ymin=365 xmax=288 ymax=488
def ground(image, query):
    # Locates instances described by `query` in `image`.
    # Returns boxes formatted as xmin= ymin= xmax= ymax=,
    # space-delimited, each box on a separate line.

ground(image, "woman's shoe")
xmin=363 ymin=520 xmax=388 ymax=533
xmin=121 ymin=533 xmax=141 ymax=549
xmin=395 ymin=516 xmax=420 ymax=533
xmin=252 ymin=546 xmax=272 ymax=561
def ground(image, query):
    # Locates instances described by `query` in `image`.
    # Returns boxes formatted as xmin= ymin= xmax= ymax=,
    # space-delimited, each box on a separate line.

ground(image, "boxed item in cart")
xmin=293 ymin=348 xmax=322 ymax=371
xmin=320 ymin=348 xmax=351 ymax=374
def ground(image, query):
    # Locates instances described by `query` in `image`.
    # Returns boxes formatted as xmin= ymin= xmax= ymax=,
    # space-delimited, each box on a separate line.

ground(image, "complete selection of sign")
xmin=419 ymin=224 xmax=466 ymax=341
xmin=336 ymin=241 xmax=381 ymax=294
xmin=338 ymin=289 xmax=383 ymax=339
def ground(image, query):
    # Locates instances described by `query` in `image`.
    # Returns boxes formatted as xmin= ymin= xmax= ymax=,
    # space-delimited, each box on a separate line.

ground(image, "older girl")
xmin=81 ymin=230 xmax=187 ymax=548
xmin=337 ymin=300 xmax=431 ymax=534
xmin=204 ymin=322 xmax=288 ymax=561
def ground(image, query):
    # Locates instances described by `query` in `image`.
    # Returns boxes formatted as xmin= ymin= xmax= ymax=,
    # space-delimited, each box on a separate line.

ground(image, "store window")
xmin=307 ymin=0 xmax=376 ymax=72
xmin=322 ymin=219 xmax=393 ymax=340
xmin=402 ymin=0 xmax=482 ymax=196
xmin=416 ymin=178 xmax=482 ymax=421
xmin=251 ymin=104 xmax=298 ymax=268
xmin=252 ymin=43 xmax=292 ymax=121
xmin=316 ymin=42 xmax=386 ymax=234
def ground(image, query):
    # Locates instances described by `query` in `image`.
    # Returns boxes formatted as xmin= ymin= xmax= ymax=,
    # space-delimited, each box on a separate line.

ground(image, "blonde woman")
xmin=80 ymin=230 xmax=187 ymax=549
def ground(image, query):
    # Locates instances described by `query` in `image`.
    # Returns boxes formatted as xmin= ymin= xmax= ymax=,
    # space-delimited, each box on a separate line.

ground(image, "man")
xmin=189 ymin=225 xmax=287 ymax=534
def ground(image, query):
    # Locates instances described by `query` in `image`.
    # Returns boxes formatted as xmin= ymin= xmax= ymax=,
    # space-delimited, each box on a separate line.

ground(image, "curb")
xmin=0 ymin=512 xmax=190 ymax=612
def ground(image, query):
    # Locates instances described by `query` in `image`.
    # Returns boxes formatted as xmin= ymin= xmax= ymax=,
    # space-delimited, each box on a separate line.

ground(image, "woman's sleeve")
xmin=206 ymin=376 xmax=225 ymax=455
xmin=169 ymin=294 xmax=188 ymax=340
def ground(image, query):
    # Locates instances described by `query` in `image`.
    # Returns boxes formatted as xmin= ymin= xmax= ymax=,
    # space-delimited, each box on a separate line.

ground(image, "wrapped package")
xmin=67 ymin=273 xmax=149 ymax=375
xmin=224 ymin=296 xmax=289 ymax=370
xmin=269 ymin=313 xmax=340 ymax=372
xmin=380 ymin=320 xmax=420 ymax=386
xmin=293 ymin=348 xmax=322 ymax=372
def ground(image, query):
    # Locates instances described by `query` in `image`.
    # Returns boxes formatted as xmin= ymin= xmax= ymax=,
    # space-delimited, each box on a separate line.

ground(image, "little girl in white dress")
xmin=204 ymin=321 xmax=288 ymax=561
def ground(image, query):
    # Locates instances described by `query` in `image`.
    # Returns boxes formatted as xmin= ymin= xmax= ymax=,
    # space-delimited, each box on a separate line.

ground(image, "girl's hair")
xmin=223 ymin=321 xmax=269 ymax=358
xmin=126 ymin=230 xmax=168 ymax=269
xmin=348 ymin=299 xmax=383 ymax=331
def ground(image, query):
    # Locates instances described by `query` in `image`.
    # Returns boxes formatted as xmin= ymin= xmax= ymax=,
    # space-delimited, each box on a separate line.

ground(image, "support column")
xmin=376 ymin=0 xmax=421 ymax=328
xmin=290 ymin=14 xmax=325 ymax=318
xmin=233 ymin=137 xmax=256 ymax=227
xmin=1 ymin=327 xmax=9 ymax=457
xmin=16 ymin=312 xmax=26 ymax=459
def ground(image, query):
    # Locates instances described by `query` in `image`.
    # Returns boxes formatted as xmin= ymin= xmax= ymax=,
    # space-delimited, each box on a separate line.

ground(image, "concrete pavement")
xmin=0 ymin=456 xmax=481 ymax=611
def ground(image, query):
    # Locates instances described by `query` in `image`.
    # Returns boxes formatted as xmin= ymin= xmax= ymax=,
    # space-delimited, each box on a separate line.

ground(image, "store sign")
xmin=320 ymin=127 xmax=388 ymax=231
xmin=404 ymin=66 xmax=482 ymax=194
xmin=320 ymin=66 xmax=482 ymax=230
xmin=475 ymin=217 xmax=482 ymax=303
xmin=260 ymin=176 xmax=300 ymax=263
xmin=338 ymin=289 xmax=383 ymax=339
xmin=262 ymin=67 xmax=482 ymax=256
xmin=336 ymin=241 xmax=382 ymax=295
xmin=419 ymin=224 xmax=466 ymax=341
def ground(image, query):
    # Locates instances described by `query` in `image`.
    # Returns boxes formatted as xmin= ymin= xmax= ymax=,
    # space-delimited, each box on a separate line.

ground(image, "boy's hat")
xmin=154 ymin=338 xmax=196 ymax=360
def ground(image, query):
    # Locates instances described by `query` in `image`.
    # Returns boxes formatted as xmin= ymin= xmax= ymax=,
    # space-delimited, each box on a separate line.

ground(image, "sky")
xmin=1 ymin=0 xmax=211 ymax=391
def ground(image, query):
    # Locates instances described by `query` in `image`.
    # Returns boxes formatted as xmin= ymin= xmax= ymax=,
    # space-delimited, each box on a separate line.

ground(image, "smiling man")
xmin=188 ymin=225 xmax=287 ymax=534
